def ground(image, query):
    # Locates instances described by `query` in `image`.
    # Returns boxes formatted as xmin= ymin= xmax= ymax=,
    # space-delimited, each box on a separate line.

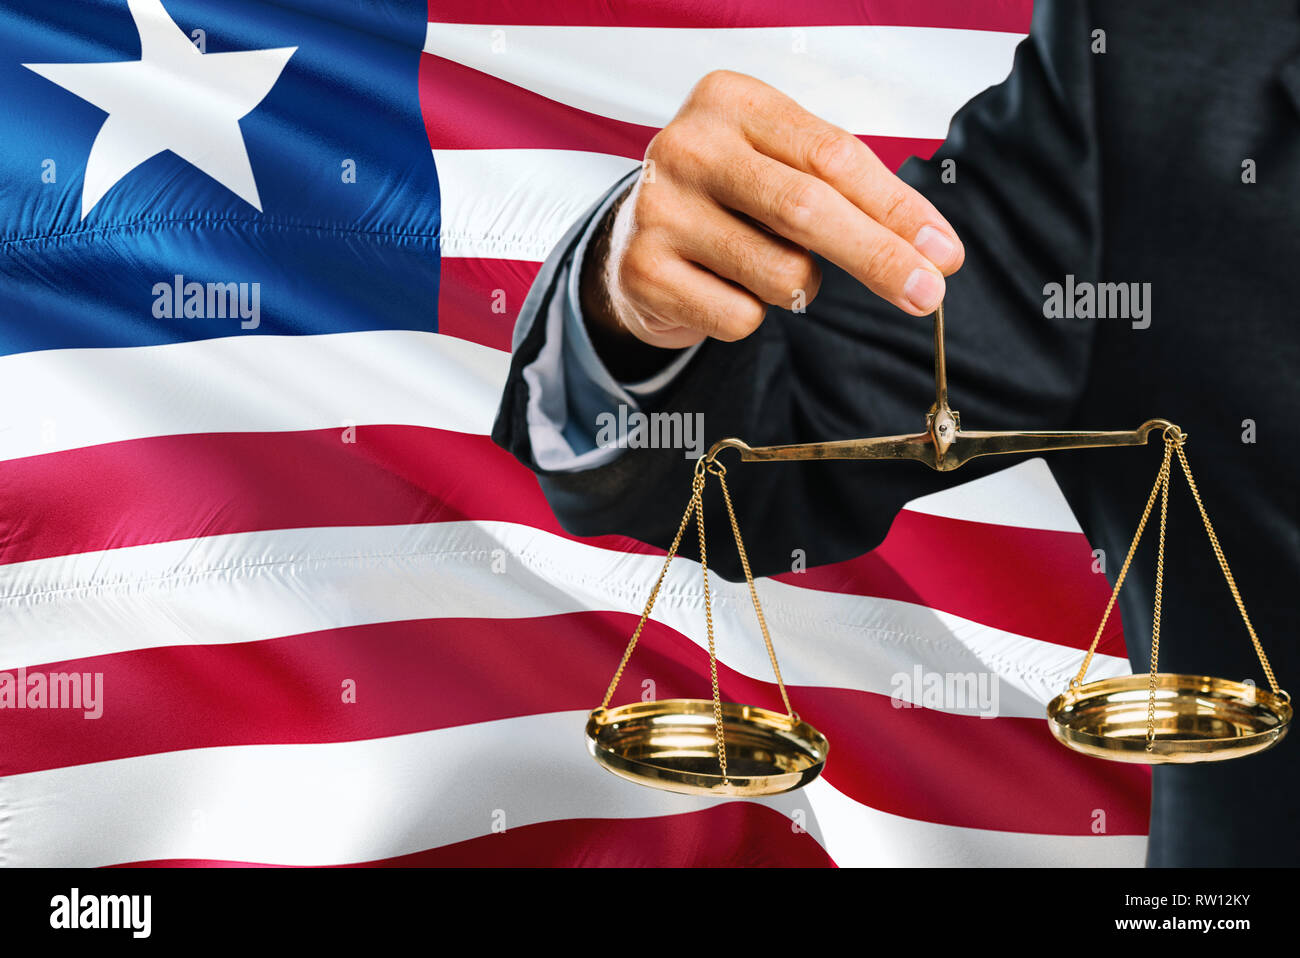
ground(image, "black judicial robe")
xmin=493 ymin=0 xmax=1300 ymax=865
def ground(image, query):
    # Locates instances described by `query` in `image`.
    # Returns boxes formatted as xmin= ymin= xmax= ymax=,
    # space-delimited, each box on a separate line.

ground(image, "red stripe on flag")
xmin=109 ymin=803 xmax=837 ymax=867
xmin=856 ymin=134 xmax=942 ymax=173
xmin=0 ymin=426 xmax=653 ymax=565
xmin=437 ymin=256 xmax=538 ymax=352
xmin=776 ymin=512 xmax=1125 ymax=658
xmin=9 ymin=612 xmax=1147 ymax=834
xmin=420 ymin=54 xmax=941 ymax=169
xmin=421 ymin=54 xmax=650 ymax=156
xmin=426 ymin=0 xmax=1033 ymax=33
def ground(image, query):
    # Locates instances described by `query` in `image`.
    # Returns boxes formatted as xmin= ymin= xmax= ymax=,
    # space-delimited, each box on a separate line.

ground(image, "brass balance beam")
xmin=706 ymin=302 xmax=1177 ymax=471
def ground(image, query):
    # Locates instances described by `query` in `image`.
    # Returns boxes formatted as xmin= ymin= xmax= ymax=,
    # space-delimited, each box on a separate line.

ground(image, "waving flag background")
xmin=0 ymin=0 xmax=1150 ymax=866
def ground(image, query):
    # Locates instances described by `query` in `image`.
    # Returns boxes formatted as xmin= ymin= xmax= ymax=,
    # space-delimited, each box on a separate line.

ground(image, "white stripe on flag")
xmin=423 ymin=23 xmax=1024 ymax=139
xmin=904 ymin=460 xmax=1084 ymax=534
xmin=0 ymin=709 xmax=1145 ymax=867
xmin=0 ymin=331 xmax=509 ymax=462
xmin=436 ymin=148 xmax=638 ymax=260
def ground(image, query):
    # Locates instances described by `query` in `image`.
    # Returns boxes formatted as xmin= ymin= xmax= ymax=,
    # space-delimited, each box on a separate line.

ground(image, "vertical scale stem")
xmin=933 ymin=301 xmax=948 ymax=411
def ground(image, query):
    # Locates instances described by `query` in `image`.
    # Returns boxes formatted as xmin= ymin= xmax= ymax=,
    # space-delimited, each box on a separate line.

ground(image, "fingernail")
xmin=903 ymin=268 xmax=944 ymax=312
xmin=914 ymin=225 xmax=956 ymax=267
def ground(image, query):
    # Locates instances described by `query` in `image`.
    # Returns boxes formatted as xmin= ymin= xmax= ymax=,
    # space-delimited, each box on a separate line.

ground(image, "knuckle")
xmin=645 ymin=122 xmax=683 ymax=162
xmin=691 ymin=69 xmax=745 ymax=105
xmin=617 ymin=241 xmax=659 ymax=294
xmin=718 ymin=296 xmax=768 ymax=340
xmin=772 ymin=176 xmax=820 ymax=233
xmin=790 ymin=249 xmax=821 ymax=287
xmin=714 ymin=227 xmax=757 ymax=270
xmin=860 ymin=236 xmax=907 ymax=284
xmin=879 ymin=187 xmax=913 ymax=228
xmin=650 ymin=120 xmax=714 ymax=174
xmin=805 ymin=128 xmax=859 ymax=182
xmin=678 ymin=130 xmax=716 ymax=172
xmin=771 ymin=251 xmax=819 ymax=299
xmin=632 ymin=181 xmax=672 ymax=228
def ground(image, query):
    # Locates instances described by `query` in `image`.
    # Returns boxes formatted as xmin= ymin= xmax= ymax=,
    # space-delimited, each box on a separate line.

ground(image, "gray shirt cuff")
xmin=523 ymin=177 xmax=701 ymax=472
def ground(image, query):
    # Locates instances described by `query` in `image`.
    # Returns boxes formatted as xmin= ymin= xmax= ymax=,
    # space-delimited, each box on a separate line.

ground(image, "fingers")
xmin=736 ymin=85 xmax=965 ymax=275
xmin=613 ymin=233 xmax=770 ymax=346
xmin=698 ymin=145 xmax=947 ymax=315
xmin=665 ymin=197 xmax=822 ymax=310
xmin=594 ymin=69 xmax=967 ymax=350
xmin=669 ymin=70 xmax=963 ymax=316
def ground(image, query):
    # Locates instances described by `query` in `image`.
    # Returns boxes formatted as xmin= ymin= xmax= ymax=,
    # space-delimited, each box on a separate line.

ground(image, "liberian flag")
xmin=0 ymin=0 xmax=1149 ymax=867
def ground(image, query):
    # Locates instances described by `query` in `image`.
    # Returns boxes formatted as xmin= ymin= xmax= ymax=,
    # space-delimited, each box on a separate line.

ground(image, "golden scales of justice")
xmin=585 ymin=303 xmax=1291 ymax=796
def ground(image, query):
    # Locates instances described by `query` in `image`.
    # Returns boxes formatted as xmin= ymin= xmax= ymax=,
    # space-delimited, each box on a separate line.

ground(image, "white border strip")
xmin=0 ymin=709 xmax=1144 ymax=867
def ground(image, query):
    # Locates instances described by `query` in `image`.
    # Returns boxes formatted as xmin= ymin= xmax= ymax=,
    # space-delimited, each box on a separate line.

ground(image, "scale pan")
xmin=586 ymin=699 xmax=828 ymax=796
xmin=1047 ymin=674 xmax=1291 ymax=764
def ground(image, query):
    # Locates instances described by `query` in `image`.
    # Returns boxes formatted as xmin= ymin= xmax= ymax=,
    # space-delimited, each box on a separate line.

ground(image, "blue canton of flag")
xmin=0 ymin=0 xmax=440 ymax=355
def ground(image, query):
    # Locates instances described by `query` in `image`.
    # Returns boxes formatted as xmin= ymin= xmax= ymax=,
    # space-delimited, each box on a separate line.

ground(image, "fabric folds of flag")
xmin=0 ymin=0 xmax=1149 ymax=867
